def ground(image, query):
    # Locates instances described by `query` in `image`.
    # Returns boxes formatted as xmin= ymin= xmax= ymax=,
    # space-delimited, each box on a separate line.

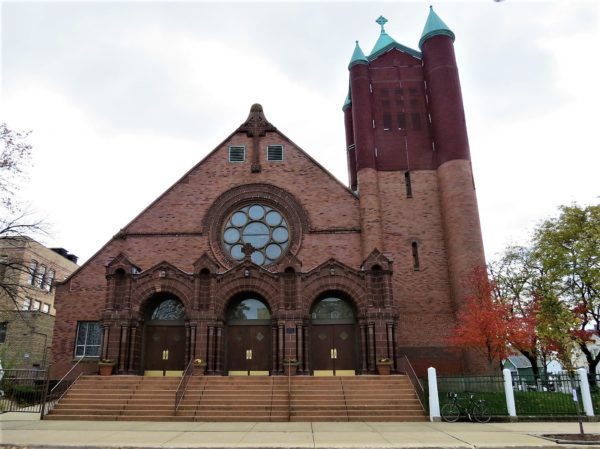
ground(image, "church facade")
xmin=50 ymin=9 xmax=485 ymax=379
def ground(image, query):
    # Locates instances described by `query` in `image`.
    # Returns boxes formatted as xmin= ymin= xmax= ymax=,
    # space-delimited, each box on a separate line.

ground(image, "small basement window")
xmin=267 ymin=145 xmax=284 ymax=161
xmin=229 ymin=146 xmax=246 ymax=162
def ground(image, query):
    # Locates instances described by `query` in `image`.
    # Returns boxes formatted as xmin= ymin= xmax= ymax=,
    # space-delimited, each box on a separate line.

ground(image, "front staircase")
xmin=45 ymin=375 xmax=426 ymax=422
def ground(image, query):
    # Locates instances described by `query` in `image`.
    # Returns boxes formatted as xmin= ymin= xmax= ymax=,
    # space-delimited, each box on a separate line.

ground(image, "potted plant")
xmin=282 ymin=358 xmax=300 ymax=376
xmin=98 ymin=359 xmax=115 ymax=376
xmin=376 ymin=357 xmax=393 ymax=375
xmin=193 ymin=358 xmax=207 ymax=375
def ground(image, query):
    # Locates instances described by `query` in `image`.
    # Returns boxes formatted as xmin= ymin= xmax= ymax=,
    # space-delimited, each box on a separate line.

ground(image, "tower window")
xmin=394 ymin=88 xmax=403 ymax=95
xmin=412 ymin=241 xmax=420 ymax=271
xmin=405 ymin=171 xmax=413 ymax=198
xmin=380 ymin=88 xmax=389 ymax=97
xmin=267 ymin=145 xmax=284 ymax=161
xmin=397 ymin=113 xmax=406 ymax=130
xmin=411 ymin=113 xmax=422 ymax=131
xmin=228 ymin=146 xmax=246 ymax=162
xmin=382 ymin=112 xmax=392 ymax=130
xmin=382 ymin=100 xmax=390 ymax=108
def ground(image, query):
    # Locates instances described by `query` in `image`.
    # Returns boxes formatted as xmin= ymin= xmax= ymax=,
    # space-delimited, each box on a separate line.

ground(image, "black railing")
xmin=509 ymin=373 xmax=582 ymax=417
xmin=174 ymin=359 xmax=195 ymax=413
xmin=0 ymin=369 xmax=46 ymax=413
xmin=397 ymin=355 xmax=426 ymax=410
xmin=40 ymin=357 xmax=85 ymax=419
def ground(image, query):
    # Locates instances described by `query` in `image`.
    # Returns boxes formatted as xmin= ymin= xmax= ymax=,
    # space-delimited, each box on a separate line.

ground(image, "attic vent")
xmin=229 ymin=146 xmax=245 ymax=162
xmin=267 ymin=145 xmax=284 ymax=161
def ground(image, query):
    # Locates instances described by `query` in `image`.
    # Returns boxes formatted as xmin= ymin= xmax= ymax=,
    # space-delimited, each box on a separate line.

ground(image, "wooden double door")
xmin=227 ymin=324 xmax=271 ymax=373
xmin=311 ymin=324 xmax=356 ymax=374
xmin=144 ymin=325 xmax=186 ymax=372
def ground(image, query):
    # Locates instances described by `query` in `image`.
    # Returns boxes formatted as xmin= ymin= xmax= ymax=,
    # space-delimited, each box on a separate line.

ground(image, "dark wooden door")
xmin=311 ymin=324 xmax=356 ymax=373
xmin=144 ymin=325 xmax=186 ymax=371
xmin=227 ymin=325 xmax=271 ymax=372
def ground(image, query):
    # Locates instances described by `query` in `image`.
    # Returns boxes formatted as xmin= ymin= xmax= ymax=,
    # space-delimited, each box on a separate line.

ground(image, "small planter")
xmin=376 ymin=358 xmax=393 ymax=375
xmin=193 ymin=364 xmax=207 ymax=376
xmin=98 ymin=361 xmax=115 ymax=376
xmin=282 ymin=359 xmax=300 ymax=376
xmin=193 ymin=359 xmax=207 ymax=376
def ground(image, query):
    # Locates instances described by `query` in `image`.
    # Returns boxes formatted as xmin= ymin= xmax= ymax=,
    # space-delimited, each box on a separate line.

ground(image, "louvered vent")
xmin=267 ymin=145 xmax=283 ymax=161
xmin=229 ymin=146 xmax=245 ymax=162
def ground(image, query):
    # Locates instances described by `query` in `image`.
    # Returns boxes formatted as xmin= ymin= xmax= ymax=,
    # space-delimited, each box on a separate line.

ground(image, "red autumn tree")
xmin=448 ymin=267 xmax=521 ymax=367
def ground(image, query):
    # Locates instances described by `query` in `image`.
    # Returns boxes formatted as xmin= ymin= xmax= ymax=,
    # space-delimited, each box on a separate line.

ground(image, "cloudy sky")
xmin=1 ymin=1 xmax=599 ymax=264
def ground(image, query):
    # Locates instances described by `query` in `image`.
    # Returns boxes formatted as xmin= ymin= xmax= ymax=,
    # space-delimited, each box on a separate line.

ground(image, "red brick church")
xmin=50 ymin=8 xmax=485 ymax=379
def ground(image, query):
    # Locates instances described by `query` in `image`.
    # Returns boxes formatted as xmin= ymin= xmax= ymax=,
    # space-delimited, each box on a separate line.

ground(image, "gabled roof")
xmin=419 ymin=6 xmax=455 ymax=50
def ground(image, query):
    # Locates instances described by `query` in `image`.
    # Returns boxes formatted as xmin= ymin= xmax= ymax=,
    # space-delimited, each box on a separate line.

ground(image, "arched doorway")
xmin=142 ymin=294 xmax=186 ymax=375
xmin=310 ymin=294 xmax=357 ymax=376
xmin=226 ymin=295 xmax=271 ymax=375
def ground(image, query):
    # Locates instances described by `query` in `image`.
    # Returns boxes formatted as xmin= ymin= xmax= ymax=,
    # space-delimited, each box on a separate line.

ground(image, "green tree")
xmin=533 ymin=204 xmax=600 ymax=373
xmin=489 ymin=245 xmax=564 ymax=378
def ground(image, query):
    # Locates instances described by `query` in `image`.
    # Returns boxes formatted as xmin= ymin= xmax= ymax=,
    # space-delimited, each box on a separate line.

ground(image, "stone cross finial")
xmin=241 ymin=243 xmax=255 ymax=261
xmin=376 ymin=15 xmax=388 ymax=32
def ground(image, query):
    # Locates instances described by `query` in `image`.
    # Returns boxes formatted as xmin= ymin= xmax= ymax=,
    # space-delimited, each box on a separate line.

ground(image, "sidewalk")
xmin=1 ymin=413 xmax=600 ymax=448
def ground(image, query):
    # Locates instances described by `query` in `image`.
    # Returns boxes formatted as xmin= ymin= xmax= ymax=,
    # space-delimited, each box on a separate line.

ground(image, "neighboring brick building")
xmin=0 ymin=237 xmax=78 ymax=369
xmin=50 ymin=9 xmax=486 ymax=379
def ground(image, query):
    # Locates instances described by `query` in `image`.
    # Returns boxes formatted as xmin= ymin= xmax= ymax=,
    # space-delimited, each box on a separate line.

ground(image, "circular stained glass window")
xmin=223 ymin=204 xmax=290 ymax=266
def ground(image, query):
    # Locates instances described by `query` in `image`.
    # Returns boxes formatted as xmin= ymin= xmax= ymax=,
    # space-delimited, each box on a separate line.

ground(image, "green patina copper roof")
xmin=342 ymin=93 xmax=352 ymax=111
xmin=368 ymin=15 xmax=421 ymax=60
xmin=369 ymin=16 xmax=397 ymax=56
xmin=348 ymin=41 xmax=368 ymax=69
xmin=419 ymin=6 xmax=455 ymax=49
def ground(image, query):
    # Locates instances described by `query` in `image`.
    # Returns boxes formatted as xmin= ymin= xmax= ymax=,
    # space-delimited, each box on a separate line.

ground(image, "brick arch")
xmin=131 ymin=277 xmax=194 ymax=316
xmin=214 ymin=275 xmax=280 ymax=319
xmin=301 ymin=275 xmax=368 ymax=317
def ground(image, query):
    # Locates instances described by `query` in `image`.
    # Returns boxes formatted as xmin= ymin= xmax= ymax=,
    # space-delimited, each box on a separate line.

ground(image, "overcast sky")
xmin=1 ymin=1 xmax=599 ymax=265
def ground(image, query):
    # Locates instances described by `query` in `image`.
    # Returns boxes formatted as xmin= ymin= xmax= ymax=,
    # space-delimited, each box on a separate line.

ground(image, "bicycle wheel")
xmin=472 ymin=403 xmax=491 ymax=423
xmin=441 ymin=403 xmax=460 ymax=422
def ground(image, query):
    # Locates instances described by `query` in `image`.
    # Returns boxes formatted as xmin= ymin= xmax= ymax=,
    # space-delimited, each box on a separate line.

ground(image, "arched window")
xmin=311 ymin=296 xmax=355 ymax=324
xmin=145 ymin=297 xmax=185 ymax=321
xmin=227 ymin=297 xmax=271 ymax=323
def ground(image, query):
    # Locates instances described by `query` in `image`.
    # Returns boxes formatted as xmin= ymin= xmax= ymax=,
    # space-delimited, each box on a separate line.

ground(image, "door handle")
xmin=162 ymin=349 xmax=169 ymax=360
xmin=246 ymin=349 xmax=253 ymax=360
xmin=330 ymin=348 xmax=337 ymax=359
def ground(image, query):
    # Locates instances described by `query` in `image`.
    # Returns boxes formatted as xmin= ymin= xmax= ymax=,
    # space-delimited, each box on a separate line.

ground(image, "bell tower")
xmin=344 ymin=8 xmax=486 ymax=373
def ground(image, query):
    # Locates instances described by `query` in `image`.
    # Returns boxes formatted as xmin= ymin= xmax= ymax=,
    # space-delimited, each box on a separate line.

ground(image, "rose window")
xmin=222 ymin=204 xmax=290 ymax=266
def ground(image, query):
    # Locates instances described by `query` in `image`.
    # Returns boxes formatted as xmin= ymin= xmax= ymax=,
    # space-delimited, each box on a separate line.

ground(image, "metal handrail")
xmin=398 ymin=355 xmax=426 ymax=410
xmin=40 ymin=357 xmax=86 ymax=419
xmin=174 ymin=358 xmax=195 ymax=413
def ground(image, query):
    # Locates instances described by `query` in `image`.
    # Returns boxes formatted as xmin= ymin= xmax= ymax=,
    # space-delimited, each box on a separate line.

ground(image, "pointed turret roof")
xmin=419 ymin=6 xmax=455 ymax=49
xmin=348 ymin=41 xmax=368 ymax=69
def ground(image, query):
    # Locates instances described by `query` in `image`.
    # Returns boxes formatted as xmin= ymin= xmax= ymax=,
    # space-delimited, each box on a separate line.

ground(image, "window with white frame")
xmin=228 ymin=146 xmax=245 ymax=162
xmin=22 ymin=297 xmax=31 ymax=310
xmin=28 ymin=260 xmax=37 ymax=285
xmin=0 ymin=322 xmax=7 ymax=343
xmin=41 ymin=303 xmax=50 ymax=314
xmin=75 ymin=321 xmax=102 ymax=357
xmin=31 ymin=300 xmax=41 ymax=311
xmin=267 ymin=145 xmax=284 ymax=161
xmin=45 ymin=270 xmax=55 ymax=292
xmin=37 ymin=265 xmax=47 ymax=288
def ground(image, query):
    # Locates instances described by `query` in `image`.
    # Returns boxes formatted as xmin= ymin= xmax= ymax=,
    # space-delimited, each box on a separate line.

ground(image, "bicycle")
xmin=441 ymin=392 xmax=491 ymax=423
